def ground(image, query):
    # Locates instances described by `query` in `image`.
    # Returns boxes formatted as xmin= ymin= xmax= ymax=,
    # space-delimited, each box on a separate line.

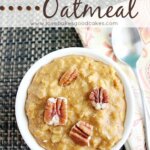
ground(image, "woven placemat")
xmin=0 ymin=28 xmax=125 ymax=150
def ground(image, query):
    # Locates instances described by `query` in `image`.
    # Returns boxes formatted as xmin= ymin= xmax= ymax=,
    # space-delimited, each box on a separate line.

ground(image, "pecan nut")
xmin=44 ymin=97 xmax=67 ymax=126
xmin=89 ymin=87 xmax=109 ymax=110
xmin=69 ymin=121 xmax=93 ymax=146
xmin=59 ymin=68 xmax=78 ymax=86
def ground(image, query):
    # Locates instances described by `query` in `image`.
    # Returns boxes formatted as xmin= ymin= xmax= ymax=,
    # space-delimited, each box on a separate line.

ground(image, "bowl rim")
xmin=15 ymin=47 xmax=134 ymax=150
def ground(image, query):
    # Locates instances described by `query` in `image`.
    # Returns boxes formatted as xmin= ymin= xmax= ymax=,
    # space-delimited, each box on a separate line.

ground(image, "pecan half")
xmin=69 ymin=121 xmax=93 ymax=146
xmin=44 ymin=97 xmax=67 ymax=126
xmin=89 ymin=87 xmax=109 ymax=110
xmin=59 ymin=68 xmax=78 ymax=86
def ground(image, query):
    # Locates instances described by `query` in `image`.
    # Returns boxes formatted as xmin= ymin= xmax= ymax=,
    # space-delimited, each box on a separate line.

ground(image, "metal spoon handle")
xmin=134 ymin=68 xmax=150 ymax=150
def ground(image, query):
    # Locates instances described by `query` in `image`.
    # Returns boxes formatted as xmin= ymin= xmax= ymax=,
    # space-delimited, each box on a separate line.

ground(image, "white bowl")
xmin=15 ymin=47 xmax=134 ymax=150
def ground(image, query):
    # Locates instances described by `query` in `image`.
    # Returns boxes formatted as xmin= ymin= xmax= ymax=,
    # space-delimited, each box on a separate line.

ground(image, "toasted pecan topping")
xmin=89 ymin=87 xmax=109 ymax=110
xmin=59 ymin=68 xmax=78 ymax=86
xmin=69 ymin=121 xmax=93 ymax=146
xmin=44 ymin=97 xmax=67 ymax=126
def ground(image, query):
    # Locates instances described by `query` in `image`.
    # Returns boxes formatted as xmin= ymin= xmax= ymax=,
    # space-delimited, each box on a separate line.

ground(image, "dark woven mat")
xmin=0 ymin=28 xmax=125 ymax=150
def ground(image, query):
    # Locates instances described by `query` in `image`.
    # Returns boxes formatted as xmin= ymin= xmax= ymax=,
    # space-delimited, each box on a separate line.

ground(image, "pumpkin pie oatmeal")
xmin=25 ymin=55 xmax=126 ymax=150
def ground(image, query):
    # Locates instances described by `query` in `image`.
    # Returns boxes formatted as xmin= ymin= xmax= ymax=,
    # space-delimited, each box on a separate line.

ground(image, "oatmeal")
xmin=25 ymin=55 xmax=126 ymax=150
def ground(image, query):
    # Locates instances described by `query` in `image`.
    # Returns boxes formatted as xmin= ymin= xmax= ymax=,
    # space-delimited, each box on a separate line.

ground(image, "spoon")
xmin=112 ymin=22 xmax=150 ymax=150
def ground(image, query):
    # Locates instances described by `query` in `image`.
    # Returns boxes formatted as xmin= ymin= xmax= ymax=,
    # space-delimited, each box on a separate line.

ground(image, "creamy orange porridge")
xmin=25 ymin=55 xmax=126 ymax=150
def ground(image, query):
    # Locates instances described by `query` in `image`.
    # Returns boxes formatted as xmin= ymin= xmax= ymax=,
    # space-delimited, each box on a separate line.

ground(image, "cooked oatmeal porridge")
xmin=25 ymin=55 xmax=126 ymax=150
